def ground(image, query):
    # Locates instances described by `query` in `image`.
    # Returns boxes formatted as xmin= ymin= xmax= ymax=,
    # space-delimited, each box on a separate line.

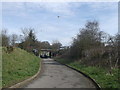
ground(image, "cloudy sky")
xmin=2 ymin=2 xmax=118 ymax=46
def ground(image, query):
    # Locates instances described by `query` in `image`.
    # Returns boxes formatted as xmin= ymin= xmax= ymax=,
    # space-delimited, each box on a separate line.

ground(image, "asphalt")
xmin=25 ymin=58 xmax=96 ymax=88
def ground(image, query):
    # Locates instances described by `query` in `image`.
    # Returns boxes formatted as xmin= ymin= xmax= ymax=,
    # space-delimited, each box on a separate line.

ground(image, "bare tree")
xmin=51 ymin=40 xmax=62 ymax=56
xmin=18 ymin=28 xmax=37 ymax=52
xmin=114 ymin=34 xmax=120 ymax=68
xmin=52 ymin=40 xmax=62 ymax=50
xmin=1 ymin=29 xmax=9 ymax=46
xmin=10 ymin=34 xmax=18 ymax=46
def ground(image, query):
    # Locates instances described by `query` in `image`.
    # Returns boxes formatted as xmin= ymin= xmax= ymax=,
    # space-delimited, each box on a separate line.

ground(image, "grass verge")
xmin=2 ymin=47 xmax=41 ymax=88
xmin=56 ymin=58 xmax=120 ymax=88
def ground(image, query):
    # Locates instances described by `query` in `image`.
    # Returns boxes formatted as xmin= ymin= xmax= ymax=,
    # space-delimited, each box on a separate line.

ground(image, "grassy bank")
xmin=2 ymin=47 xmax=41 ymax=88
xmin=56 ymin=58 xmax=119 ymax=88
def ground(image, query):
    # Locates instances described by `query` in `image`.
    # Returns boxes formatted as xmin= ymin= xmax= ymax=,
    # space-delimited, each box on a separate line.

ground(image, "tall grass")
xmin=2 ymin=47 xmax=41 ymax=88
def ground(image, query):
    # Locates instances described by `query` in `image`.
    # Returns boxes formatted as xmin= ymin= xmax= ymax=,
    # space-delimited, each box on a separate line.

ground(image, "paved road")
xmin=25 ymin=58 xmax=96 ymax=88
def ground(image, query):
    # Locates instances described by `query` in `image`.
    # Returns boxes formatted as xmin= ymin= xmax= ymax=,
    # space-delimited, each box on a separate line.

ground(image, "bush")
xmin=6 ymin=46 xmax=14 ymax=53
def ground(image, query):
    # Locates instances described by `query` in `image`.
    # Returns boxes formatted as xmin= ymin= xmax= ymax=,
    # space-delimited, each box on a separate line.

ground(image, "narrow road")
xmin=25 ymin=58 xmax=96 ymax=88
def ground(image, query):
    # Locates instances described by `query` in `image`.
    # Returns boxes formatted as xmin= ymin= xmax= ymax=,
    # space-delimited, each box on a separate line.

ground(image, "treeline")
xmin=1 ymin=20 xmax=120 ymax=70
xmin=59 ymin=20 xmax=120 ymax=70
xmin=1 ymin=28 xmax=62 ymax=55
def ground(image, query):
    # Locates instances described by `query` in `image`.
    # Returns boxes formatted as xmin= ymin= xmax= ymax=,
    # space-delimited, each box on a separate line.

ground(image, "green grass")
xmin=2 ymin=47 xmax=41 ymax=88
xmin=56 ymin=58 xmax=120 ymax=88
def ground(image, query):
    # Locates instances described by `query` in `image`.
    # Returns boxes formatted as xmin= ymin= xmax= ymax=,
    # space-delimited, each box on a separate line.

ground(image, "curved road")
xmin=25 ymin=58 xmax=96 ymax=88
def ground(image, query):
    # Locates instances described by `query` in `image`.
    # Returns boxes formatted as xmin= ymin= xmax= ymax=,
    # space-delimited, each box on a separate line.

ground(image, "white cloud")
xmin=1 ymin=0 xmax=119 ymax=2
xmin=2 ymin=2 xmax=25 ymax=12
xmin=39 ymin=3 xmax=73 ymax=14
xmin=88 ymin=2 xmax=117 ymax=11
xmin=2 ymin=2 xmax=82 ymax=17
xmin=100 ymin=15 xmax=118 ymax=35
xmin=34 ymin=22 xmax=79 ymax=46
xmin=25 ymin=2 xmax=81 ymax=16
xmin=2 ymin=2 xmax=118 ymax=46
xmin=2 ymin=2 xmax=28 ymax=17
xmin=59 ymin=37 xmax=73 ymax=46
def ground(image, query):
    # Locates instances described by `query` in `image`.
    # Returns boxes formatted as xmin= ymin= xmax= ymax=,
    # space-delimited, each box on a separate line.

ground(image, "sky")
xmin=2 ymin=2 xmax=118 ymax=46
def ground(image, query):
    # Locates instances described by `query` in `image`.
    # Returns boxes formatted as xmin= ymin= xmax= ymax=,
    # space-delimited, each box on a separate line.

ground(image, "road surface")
xmin=25 ymin=58 xmax=96 ymax=88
